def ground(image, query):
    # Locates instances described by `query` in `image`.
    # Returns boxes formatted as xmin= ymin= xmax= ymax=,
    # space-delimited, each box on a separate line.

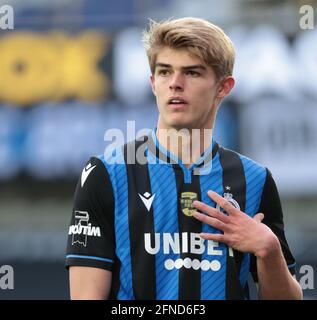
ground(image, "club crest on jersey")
xmin=180 ymin=192 xmax=198 ymax=216
xmin=216 ymin=192 xmax=240 ymax=214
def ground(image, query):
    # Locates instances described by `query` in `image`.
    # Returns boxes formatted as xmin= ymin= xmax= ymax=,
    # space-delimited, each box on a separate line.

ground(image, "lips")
xmin=167 ymin=96 xmax=188 ymax=105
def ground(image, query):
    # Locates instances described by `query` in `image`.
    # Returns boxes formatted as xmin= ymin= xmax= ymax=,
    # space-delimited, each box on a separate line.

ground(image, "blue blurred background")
xmin=0 ymin=0 xmax=316 ymax=299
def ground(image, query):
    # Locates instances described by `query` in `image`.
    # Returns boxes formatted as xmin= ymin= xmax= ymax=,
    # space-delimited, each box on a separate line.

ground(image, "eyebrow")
xmin=155 ymin=63 xmax=207 ymax=71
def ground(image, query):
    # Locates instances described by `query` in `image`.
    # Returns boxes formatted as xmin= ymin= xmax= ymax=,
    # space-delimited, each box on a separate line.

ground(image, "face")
xmin=150 ymin=47 xmax=234 ymax=130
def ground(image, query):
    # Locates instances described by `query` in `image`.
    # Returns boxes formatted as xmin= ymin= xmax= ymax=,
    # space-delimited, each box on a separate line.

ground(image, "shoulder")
xmin=77 ymin=156 xmax=114 ymax=195
xmin=97 ymin=135 xmax=150 ymax=168
xmin=218 ymin=146 xmax=268 ymax=179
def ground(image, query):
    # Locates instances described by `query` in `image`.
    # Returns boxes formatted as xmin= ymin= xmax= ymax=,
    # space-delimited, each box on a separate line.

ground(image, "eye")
xmin=186 ymin=70 xmax=200 ymax=77
xmin=157 ymin=69 xmax=171 ymax=76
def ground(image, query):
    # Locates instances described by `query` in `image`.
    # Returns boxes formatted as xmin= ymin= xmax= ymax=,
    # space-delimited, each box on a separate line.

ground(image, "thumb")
xmin=253 ymin=213 xmax=264 ymax=223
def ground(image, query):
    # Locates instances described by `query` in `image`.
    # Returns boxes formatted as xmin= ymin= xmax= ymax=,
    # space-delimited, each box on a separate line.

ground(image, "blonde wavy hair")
xmin=142 ymin=17 xmax=235 ymax=80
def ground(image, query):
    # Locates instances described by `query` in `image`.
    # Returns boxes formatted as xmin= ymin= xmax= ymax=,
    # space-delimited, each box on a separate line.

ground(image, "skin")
xmin=69 ymin=266 xmax=112 ymax=300
xmin=69 ymin=46 xmax=302 ymax=300
xmin=150 ymin=47 xmax=234 ymax=167
xmin=192 ymin=191 xmax=303 ymax=300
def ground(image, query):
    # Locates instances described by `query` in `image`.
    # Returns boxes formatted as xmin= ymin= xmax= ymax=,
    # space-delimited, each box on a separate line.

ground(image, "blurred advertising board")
xmin=239 ymin=98 xmax=317 ymax=196
xmin=0 ymin=28 xmax=152 ymax=107
xmin=0 ymin=31 xmax=112 ymax=105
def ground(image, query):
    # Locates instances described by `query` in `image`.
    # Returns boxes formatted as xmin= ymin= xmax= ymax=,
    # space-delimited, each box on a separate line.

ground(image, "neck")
xmin=156 ymin=124 xmax=213 ymax=168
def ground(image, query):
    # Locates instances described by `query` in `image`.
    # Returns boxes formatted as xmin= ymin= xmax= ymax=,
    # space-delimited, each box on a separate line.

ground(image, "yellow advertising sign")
xmin=0 ymin=31 xmax=110 ymax=106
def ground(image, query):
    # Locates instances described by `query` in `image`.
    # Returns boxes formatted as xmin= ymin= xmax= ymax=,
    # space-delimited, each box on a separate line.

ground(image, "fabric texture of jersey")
xmin=65 ymin=130 xmax=296 ymax=300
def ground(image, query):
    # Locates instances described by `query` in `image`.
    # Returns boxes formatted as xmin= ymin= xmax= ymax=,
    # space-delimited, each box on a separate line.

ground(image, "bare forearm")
xmin=70 ymin=266 xmax=112 ymax=300
xmin=256 ymin=237 xmax=302 ymax=300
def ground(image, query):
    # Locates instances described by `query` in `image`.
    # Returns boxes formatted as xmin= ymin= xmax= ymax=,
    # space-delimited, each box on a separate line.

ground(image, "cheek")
xmin=200 ymin=87 xmax=217 ymax=104
xmin=154 ymin=84 xmax=167 ymax=102
xmin=190 ymin=89 xmax=216 ymax=117
xmin=193 ymin=87 xmax=215 ymax=105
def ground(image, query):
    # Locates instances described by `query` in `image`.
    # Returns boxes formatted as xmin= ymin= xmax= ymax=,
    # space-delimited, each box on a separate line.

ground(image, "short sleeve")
xmin=65 ymin=156 xmax=115 ymax=271
xmin=250 ymin=168 xmax=296 ymax=282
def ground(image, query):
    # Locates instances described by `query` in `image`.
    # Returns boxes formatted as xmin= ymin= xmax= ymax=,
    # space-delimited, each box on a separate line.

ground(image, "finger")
xmin=193 ymin=200 xmax=229 ymax=223
xmin=200 ymin=232 xmax=226 ymax=243
xmin=207 ymin=190 xmax=240 ymax=216
xmin=253 ymin=212 xmax=264 ymax=223
xmin=192 ymin=212 xmax=227 ymax=231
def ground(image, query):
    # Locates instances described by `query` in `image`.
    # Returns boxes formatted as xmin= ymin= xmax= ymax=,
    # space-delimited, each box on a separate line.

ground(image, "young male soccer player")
xmin=65 ymin=17 xmax=303 ymax=300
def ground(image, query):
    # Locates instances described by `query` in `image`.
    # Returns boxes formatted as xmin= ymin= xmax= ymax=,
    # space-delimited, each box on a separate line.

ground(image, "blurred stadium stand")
xmin=0 ymin=0 xmax=316 ymax=299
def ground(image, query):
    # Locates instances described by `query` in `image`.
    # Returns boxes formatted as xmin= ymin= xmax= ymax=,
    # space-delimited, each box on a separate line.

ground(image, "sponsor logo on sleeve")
xmin=69 ymin=211 xmax=101 ymax=247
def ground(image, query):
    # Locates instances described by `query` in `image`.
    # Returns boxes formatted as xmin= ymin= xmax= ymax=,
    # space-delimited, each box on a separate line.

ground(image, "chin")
xmin=167 ymin=119 xmax=194 ymax=130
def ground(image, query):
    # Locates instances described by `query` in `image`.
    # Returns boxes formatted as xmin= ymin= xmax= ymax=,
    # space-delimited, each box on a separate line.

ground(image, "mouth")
xmin=167 ymin=97 xmax=188 ymax=109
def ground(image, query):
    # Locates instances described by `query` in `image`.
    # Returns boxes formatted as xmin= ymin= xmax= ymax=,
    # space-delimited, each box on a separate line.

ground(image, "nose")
xmin=169 ymin=72 xmax=184 ymax=91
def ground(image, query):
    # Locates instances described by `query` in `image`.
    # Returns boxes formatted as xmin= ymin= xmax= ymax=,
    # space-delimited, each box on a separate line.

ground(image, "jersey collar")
xmin=147 ymin=128 xmax=218 ymax=172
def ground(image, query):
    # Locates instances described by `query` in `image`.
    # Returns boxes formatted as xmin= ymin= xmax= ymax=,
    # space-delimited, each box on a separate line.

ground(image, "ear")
xmin=150 ymin=74 xmax=156 ymax=96
xmin=216 ymin=76 xmax=235 ymax=98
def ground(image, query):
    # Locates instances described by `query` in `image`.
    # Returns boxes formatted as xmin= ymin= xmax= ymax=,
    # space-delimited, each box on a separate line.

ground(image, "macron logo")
xmin=139 ymin=192 xmax=155 ymax=211
xmin=81 ymin=163 xmax=96 ymax=187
